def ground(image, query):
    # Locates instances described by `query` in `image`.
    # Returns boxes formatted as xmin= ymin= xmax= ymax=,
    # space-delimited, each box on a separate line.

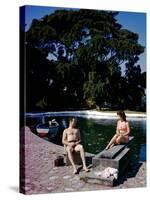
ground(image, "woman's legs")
xmin=106 ymin=134 xmax=129 ymax=150
xmin=105 ymin=134 xmax=119 ymax=150
xmin=116 ymin=135 xmax=129 ymax=144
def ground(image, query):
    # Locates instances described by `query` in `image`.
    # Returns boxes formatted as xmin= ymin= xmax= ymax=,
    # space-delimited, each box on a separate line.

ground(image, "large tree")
xmin=22 ymin=9 xmax=145 ymax=111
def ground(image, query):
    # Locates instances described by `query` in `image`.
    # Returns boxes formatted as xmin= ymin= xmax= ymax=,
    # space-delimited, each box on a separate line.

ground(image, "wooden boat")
xmin=36 ymin=120 xmax=59 ymax=138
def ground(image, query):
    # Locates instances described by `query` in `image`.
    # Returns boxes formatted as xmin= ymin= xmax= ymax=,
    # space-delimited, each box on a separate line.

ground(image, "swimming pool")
xmin=25 ymin=115 xmax=146 ymax=162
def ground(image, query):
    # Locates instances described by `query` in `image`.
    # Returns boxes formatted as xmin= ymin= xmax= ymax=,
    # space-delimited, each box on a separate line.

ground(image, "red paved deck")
xmin=20 ymin=127 xmax=146 ymax=194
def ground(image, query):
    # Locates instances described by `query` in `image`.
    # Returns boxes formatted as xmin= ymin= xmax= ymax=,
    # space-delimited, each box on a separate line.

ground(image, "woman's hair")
xmin=117 ymin=110 xmax=127 ymax=121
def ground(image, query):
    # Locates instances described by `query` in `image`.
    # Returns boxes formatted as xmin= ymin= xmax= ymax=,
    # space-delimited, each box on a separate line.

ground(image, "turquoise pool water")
xmin=25 ymin=115 xmax=146 ymax=162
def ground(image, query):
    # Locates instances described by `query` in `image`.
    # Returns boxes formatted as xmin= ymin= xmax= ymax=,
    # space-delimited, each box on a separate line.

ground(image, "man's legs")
xmin=75 ymin=144 xmax=89 ymax=172
xmin=66 ymin=146 xmax=77 ymax=174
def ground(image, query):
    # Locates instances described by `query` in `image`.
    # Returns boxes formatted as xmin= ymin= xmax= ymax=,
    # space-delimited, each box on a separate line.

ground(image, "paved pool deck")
xmin=20 ymin=127 xmax=146 ymax=195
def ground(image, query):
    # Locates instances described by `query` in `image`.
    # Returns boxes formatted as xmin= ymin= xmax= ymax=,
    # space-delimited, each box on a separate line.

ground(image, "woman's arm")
xmin=123 ymin=122 xmax=130 ymax=136
xmin=116 ymin=121 xmax=120 ymax=135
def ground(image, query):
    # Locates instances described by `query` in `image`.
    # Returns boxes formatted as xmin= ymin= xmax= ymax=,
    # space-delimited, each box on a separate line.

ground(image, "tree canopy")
xmin=21 ymin=9 xmax=146 ymax=111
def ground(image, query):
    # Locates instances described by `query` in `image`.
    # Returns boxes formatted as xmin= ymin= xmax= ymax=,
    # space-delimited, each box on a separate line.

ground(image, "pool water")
xmin=25 ymin=115 xmax=146 ymax=162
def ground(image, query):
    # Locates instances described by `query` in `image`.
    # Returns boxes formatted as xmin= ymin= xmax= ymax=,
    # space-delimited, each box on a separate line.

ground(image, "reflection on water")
xmin=25 ymin=115 xmax=146 ymax=162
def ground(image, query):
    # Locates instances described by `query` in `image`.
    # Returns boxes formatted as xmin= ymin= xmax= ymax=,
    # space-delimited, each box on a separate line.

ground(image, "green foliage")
xmin=21 ymin=9 xmax=146 ymax=111
xmin=125 ymin=57 xmax=146 ymax=110
xmin=36 ymin=97 xmax=48 ymax=110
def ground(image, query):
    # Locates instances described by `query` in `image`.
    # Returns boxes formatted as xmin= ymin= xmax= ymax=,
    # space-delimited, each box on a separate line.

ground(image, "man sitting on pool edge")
xmin=62 ymin=118 xmax=90 ymax=174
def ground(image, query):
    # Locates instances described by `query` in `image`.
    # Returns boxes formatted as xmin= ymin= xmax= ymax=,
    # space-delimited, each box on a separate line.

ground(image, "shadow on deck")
xmin=114 ymin=161 xmax=143 ymax=186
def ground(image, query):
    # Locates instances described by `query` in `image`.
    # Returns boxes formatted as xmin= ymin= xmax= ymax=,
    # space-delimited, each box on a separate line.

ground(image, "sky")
xmin=22 ymin=5 xmax=146 ymax=73
xmin=116 ymin=12 xmax=146 ymax=73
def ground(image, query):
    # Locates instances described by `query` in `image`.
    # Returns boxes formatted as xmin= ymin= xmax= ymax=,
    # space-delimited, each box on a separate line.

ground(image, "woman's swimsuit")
xmin=117 ymin=120 xmax=129 ymax=140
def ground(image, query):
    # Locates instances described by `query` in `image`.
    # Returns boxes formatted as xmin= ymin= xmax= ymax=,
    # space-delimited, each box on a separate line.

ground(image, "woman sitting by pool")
xmin=105 ymin=111 xmax=130 ymax=150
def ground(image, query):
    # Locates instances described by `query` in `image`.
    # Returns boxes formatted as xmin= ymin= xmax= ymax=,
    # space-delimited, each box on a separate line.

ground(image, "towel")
xmin=94 ymin=167 xmax=118 ymax=179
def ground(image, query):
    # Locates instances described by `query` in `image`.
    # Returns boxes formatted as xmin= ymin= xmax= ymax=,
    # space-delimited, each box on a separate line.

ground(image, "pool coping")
xmin=25 ymin=110 xmax=146 ymax=119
